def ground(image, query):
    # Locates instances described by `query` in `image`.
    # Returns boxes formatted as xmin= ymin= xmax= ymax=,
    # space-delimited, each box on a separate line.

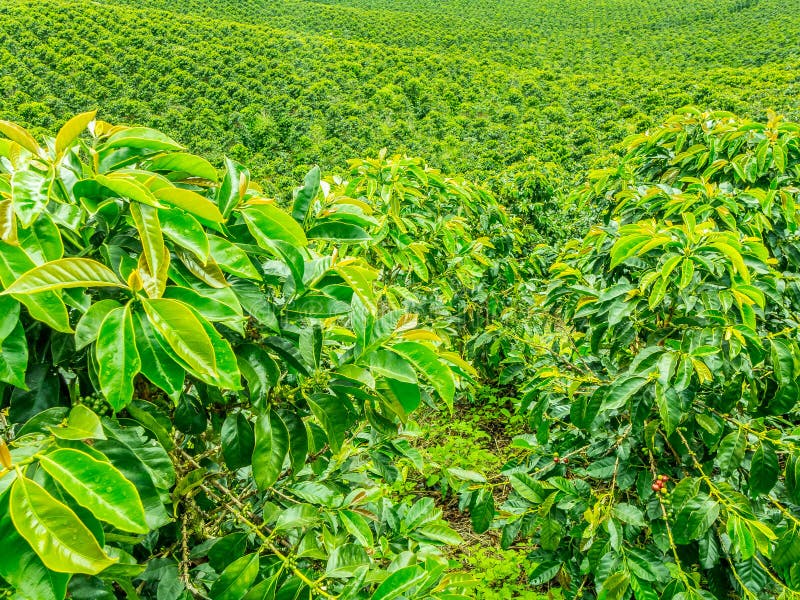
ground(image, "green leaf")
xmin=2 ymin=258 xmax=125 ymax=295
xmin=10 ymin=476 xmax=116 ymax=575
xmin=364 ymin=348 xmax=418 ymax=383
xmin=370 ymin=565 xmax=426 ymax=600
xmin=18 ymin=213 xmax=64 ymax=264
xmin=470 ymin=488 xmax=494 ymax=534
xmin=221 ymin=413 xmax=255 ymax=470
xmin=326 ymin=544 xmax=370 ymax=578
xmin=237 ymin=344 xmax=280 ymax=407
xmin=0 ymin=493 xmax=69 ymax=600
xmin=672 ymin=495 xmax=720 ymax=544
xmin=335 ymin=262 xmax=377 ymax=313
xmin=0 ymin=320 xmax=27 ymax=387
xmin=208 ymin=235 xmax=260 ymax=279
xmin=12 ymin=169 xmax=49 ymax=227
xmin=281 ymin=409 xmax=309 ymax=474
xmin=131 ymin=310 xmax=185 ymax=401
xmin=154 ymin=186 xmax=225 ymax=224
xmin=38 ymin=448 xmax=148 ymax=533
xmin=94 ymin=173 xmax=161 ymax=207
xmin=0 ymin=120 xmax=42 ymax=155
xmin=217 ymin=158 xmax=250 ymax=219
xmin=242 ymin=203 xmax=308 ymax=248
xmin=340 ymin=510 xmax=374 ymax=547
xmin=130 ymin=203 xmax=165 ymax=283
xmin=126 ymin=400 xmax=174 ymax=450
xmin=96 ymin=305 xmax=141 ymax=411
xmin=75 ymin=299 xmax=122 ymax=350
xmin=539 ymin=517 xmax=562 ymax=552
xmin=391 ymin=341 xmax=455 ymax=410
xmin=655 ymin=384 xmax=682 ymax=435
xmin=209 ymin=553 xmax=259 ymax=600
xmin=0 ymin=241 xmax=72 ymax=331
xmin=307 ymin=221 xmax=371 ymax=241
xmin=102 ymin=127 xmax=183 ymax=152
xmin=174 ymin=395 xmax=207 ymax=435
xmin=717 ymin=429 xmax=747 ymax=475
xmin=601 ymin=376 xmax=647 ymax=411
xmin=749 ymin=442 xmax=779 ymax=495
xmin=292 ymin=165 xmax=321 ymax=224
xmin=252 ymin=410 xmax=289 ymax=490
xmin=307 ymin=393 xmax=349 ymax=453
xmin=612 ymin=503 xmax=646 ymax=527
xmin=599 ymin=571 xmax=630 ymax=600
xmin=570 ymin=388 xmax=603 ymax=428
xmin=142 ymin=298 xmax=218 ymax=381
xmin=55 ymin=110 xmax=96 ymax=156
xmin=50 ymin=404 xmax=105 ymax=441
xmin=93 ymin=425 xmax=172 ymax=530
xmin=146 ymin=152 xmax=218 ymax=181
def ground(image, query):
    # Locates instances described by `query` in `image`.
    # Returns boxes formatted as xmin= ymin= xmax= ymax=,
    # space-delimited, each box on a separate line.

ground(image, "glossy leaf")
xmin=2 ymin=258 xmax=125 ymax=295
xmin=252 ymin=410 xmax=289 ymax=490
xmin=10 ymin=476 xmax=116 ymax=575
xmin=38 ymin=448 xmax=148 ymax=533
xmin=96 ymin=305 xmax=141 ymax=411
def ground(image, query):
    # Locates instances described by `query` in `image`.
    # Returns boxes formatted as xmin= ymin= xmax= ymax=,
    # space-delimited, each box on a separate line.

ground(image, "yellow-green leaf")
xmin=55 ymin=110 xmax=96 ymax=156
xmin=2 ymin=258 xmax=125 ymax=295
xmin=10 ymin=476 xmax=116 ymax=575
xmin=38 ymin=449 xmax=148 ymax=534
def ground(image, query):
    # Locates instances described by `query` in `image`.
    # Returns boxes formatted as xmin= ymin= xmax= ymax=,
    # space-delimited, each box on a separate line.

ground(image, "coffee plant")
xmin=495 ymin=109 xmax=800 ymax=599
xmin=0 ymin=113 xmax=481 ymax=599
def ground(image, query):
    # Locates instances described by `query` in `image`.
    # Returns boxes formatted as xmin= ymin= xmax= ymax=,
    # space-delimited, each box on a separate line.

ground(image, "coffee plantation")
xmin=1 ymin=1 xmax=799 ymax=599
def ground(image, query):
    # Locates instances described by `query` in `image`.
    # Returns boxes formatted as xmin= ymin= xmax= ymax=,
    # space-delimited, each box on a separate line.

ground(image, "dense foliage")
xmin=0 ymin=0 xmax=797 ymax=200
xmin=2 ymin=1 xmax=800 ymax=598
xmin=482 ymin=109 xmax=800 ymax=599
xmin=0 ymin=114 xmax=511 ymax=599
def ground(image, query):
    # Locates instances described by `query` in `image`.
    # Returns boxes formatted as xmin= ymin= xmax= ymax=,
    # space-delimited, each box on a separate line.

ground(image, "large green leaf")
xmin=55 ymin=110 xmax=96 ymax=156
xmin=101 ymin=127 xmax=183 ymax=152
xmin=0 ymin=242 xmax=74 ymax=332
xmin=307 ymin=393 xmax=349 ymax=453
xmin=39 ymin=448 xmax=148 ymax=533
xmin=717 ymin=429 xmax=747 ymax=475
xmin=252 ymin=410 xmax=289 ymax=490
xmin=74 ymin=299 xmax=122 ymax=350
xmin=10 ymin=476 xmax=116 ymax=575
xmin=130 ymin=203 xmax=165 ymax=285
xmin=217 ymin=157 xmax=250 ymax=219
xmin=12 ymin=169 xmax=49 ymax=227
xmin=209 ymin=553 xmax=259 ymax=600
xmin=749 ymin=442 xmax=779 ymax=495
xmin=131 ymin=310 xmax=185 ymax=401
xmin=96 ymin=305 xmax=141 ymax=411
xmin=0 ymin=493 xmax=69 ymax=600
xmin=0 ymin=320 xmax=28 ymax=387
xmin=221 ymin=413 xmax=255 ymax=470
xmin=335 ymin=262 xmax=377 ymax=313
xmin=50 ymin=404 xmax=105 ymax=441
xmin=291 ymin=165 xmax=320 ymax=224
xmin=207 ymin=235 xmax=260 ymax=279
xmin=307 ymin=221 xmax=371 ymax=241
xmin=370 ymin=565 xmax=427 ymax=600
xmin=141 ymin=298 xmax=218 ymax=380
xmin=146 ymin=152 xmax=218 ymax=182
xmin=390 ymin=341 xmax=455 ymax=410
xmin=154 ymin=186 xmax=225 ymax=224
xmin=0 ymin=119 xmax=42 ymax=155
xmin=241 ymin=203 xmax=308 ymax=248
xmin=236 ymin=344 xmax=280 ymax=407
xmin=2 ymin=258 xmax=125 ymax=294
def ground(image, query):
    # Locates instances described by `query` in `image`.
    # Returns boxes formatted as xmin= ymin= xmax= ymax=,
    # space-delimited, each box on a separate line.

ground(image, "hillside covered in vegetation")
xmin=1 ymin=1 xmax=799 ymax=600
